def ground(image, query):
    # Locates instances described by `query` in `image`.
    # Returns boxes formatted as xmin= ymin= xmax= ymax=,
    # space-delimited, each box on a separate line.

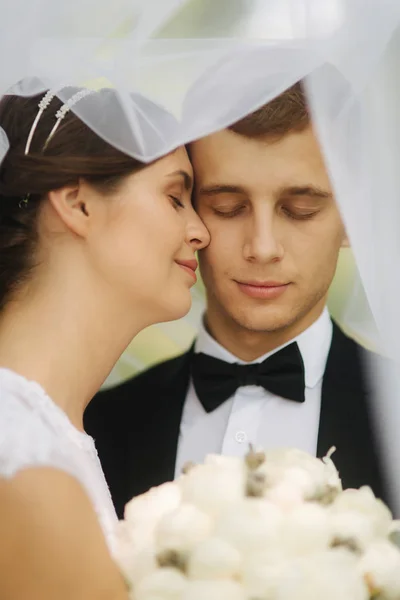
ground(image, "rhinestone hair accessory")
xmin=24 ymin=89 xmax=58 ymax=156
xmin=19 ymin=89 xmax=59 ymax=208
xmin=43 ymin=88 xmax=95 ymax=150
xmin=0 ymin=126 xmax=10 ymax=167
xmin=20 ymin=87 xmax=94 ymax=208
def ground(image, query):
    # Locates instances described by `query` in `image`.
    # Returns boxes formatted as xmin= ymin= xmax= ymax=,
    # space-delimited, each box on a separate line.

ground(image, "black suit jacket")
xmin=85 ymin=322 xmax=390 ymax=518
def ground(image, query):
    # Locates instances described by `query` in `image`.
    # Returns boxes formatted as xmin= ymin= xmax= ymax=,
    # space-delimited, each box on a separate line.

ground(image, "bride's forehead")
xmin=156 ymin=146 xmax=193 ymax=172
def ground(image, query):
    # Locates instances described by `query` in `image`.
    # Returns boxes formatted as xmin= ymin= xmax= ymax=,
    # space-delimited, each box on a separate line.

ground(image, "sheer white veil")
xmin=1 ymin=0 xmax=400 ymax=510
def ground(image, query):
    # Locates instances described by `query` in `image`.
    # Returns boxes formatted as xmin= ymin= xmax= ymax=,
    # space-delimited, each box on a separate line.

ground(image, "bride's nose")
xmin=186 ymin=210 xmax=210 ymax=250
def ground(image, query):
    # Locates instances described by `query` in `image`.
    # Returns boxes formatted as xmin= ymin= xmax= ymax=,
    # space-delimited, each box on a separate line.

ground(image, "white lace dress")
xmin=0 ymin=368 xmax=118 ymax=553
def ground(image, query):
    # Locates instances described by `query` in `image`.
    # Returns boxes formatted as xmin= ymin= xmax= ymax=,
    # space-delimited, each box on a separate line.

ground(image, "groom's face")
xmin=191 ymin=126 xmax=347 ymax=334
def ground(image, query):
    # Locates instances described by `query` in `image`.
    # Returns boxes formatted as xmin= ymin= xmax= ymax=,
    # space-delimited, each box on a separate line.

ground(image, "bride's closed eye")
xmin=169 ymin=195 xmax=185 ymax=209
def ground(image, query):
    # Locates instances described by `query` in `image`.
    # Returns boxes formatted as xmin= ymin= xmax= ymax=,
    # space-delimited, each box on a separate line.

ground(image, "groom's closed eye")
xmin=197 ymin=188 xmax=248 ymax=219
xmin=211 ymin=202 xmax=247 ymax=218
xmin=278 ymin=185 xmax=333 ymax=220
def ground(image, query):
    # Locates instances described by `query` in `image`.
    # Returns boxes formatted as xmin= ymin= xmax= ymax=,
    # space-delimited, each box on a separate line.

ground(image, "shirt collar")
xmin=194 ymin=308 xmax=333 ymax=389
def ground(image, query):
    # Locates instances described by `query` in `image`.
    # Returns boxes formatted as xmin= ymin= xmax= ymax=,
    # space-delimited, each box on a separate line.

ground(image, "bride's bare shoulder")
xmin=0 ymin=467 xmax=128 ymax=600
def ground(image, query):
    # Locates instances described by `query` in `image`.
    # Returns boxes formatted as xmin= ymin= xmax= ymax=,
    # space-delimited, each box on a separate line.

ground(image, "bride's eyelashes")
xmin=169 ymin=195 xmax=185 ymax=209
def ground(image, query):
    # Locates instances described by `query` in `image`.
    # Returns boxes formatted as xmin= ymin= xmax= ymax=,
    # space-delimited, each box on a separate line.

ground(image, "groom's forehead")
xmin=189 ymin=82 xmax=311 ymax=173
xmin=190 ymin=128 xmax=273 ymax=175
xmin=191 ymin=126 xmax=328 ymax=188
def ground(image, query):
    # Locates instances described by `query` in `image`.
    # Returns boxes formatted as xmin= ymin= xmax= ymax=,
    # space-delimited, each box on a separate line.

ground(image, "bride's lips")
xmin=175 ymin=259 xmax=198 ymax=283
xmin=235 ymin=280 xmax=290 ymax=299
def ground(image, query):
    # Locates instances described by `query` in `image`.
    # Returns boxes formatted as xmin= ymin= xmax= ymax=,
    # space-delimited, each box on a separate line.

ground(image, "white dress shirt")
xmin=174 ymin=309 xmax=333 ymax=478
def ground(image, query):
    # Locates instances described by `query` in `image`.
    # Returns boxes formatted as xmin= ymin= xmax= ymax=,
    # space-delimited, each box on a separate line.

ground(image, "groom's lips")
xmin=176 ymin=259 xmax=198 ymax=283
xmin=235 ymin=279 xmax=290 ymax=299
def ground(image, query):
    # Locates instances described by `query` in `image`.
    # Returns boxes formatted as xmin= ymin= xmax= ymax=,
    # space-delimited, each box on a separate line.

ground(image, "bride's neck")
xmin=0 ymin=275 xmax=144 ymax=431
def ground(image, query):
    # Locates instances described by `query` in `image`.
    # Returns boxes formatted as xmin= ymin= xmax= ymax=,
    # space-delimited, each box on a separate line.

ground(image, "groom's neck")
xmin=204 ymin=301 xmax=326 ymax=362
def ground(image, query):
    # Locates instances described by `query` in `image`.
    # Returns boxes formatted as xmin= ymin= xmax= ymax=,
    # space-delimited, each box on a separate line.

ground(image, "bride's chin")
xmin=160 ymin=291 xmax=193 ymax=323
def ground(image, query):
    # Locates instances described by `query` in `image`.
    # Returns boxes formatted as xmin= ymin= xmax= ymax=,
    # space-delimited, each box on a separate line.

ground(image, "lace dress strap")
xmin=0 ymin=368 xmax=118 ymax=552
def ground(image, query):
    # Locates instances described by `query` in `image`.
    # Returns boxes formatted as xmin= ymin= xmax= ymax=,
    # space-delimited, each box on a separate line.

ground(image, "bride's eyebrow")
xmin=166 ymin=170 xmax=193 ymax=191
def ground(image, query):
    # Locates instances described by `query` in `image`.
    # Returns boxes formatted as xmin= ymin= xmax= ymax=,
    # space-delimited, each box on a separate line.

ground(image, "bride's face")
xmin=75 ymin=147 xmax=209 ymax=324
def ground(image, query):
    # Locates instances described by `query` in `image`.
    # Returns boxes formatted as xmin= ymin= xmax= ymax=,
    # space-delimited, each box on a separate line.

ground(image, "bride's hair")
xmin=0 ymin=91 xmax=149 ymax=312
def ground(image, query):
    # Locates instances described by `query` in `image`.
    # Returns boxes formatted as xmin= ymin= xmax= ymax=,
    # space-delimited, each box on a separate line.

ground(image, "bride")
xmin=0 ymin=89 xmax=209 ymax=599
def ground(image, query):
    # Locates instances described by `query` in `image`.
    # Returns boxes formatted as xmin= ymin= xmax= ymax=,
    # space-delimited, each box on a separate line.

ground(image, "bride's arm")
xmin=0 ymin=467 xmax=129 ymax=600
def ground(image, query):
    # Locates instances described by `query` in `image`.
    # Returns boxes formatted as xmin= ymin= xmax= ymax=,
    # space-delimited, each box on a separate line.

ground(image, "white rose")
xmin=115 ymin=544 xmax=157 ymax=588
xmin=182 ymin=580 xmax=246 ymax=600
xmin=280 ymin=503 xmax=331 ymax=556
xmin=281 ymin=467 xmax=315 ymax=496
xmin=117 ymin=519 xmax=157 ymax=549
xmin=261 ymin=447 xmax=327 ymax=473
xmin=187 ymin=537 xmax=242 ymax=580
xmin=122 ymin=482 xmax=181 ymax=549
xmin=331 ymin=487 xmax=392 ymax=537
xmin=265 ymin=480 xmax=304 ymax=511
xmin=274 ymin=550 xmax=368 ymax=600
xmin=329 ymin=510 xmax=377 ymax=552
xmin=124 ymin=482 xmax=182 ymax=526
xmin=215 ymin=498 xmax=282 ymax=555
xmin=358 ymin=540 xmax=400 ymax=599
xmin=134 ymin=567 xmax=187 ymax=600
xmin=113 ymin=521 xmax=157 ymax=585
xmin=242 ymin=557 xmax=287 ymax=598
xmin=259 ymin=447 xmax=342 ymax=502
xmin=179 ymin=463 xmax=246 ymax=518
xmin=156 ymin=504 xmax=213 ymax=553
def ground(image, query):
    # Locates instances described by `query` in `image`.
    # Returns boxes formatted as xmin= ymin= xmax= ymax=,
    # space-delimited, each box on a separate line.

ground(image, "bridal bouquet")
xmin=114 ymin=447 xmax=400 ymax=600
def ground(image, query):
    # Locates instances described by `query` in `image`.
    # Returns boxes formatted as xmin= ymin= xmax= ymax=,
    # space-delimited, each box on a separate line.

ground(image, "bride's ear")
xmin=47 ymin=180 xmax=91 ymax=237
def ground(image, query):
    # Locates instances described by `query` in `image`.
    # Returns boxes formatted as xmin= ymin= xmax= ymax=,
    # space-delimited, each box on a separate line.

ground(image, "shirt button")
xmin=235 ymin=430 xmax=247 ymax=444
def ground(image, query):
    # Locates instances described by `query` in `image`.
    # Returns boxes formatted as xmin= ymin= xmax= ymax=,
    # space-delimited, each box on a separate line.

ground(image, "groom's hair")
xmin=229 ymin=81 xmax=309 ymax=140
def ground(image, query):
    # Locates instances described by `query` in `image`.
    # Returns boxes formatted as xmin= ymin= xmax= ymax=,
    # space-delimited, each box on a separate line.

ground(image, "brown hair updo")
xmin=0 ymin=89 xmax=151 ymax=312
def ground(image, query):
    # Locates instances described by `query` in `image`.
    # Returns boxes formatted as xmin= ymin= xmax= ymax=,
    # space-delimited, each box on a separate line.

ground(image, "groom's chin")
xmin=228 ymin=305 xmax=299 ymax=334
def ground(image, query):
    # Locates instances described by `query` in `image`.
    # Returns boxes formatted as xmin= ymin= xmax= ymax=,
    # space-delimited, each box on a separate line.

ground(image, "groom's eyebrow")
xmin=280 ymin=185 xmax=333 ymax=199
xmin=198 ymin=184 xmax=333 ymax=199
xmin=198 ymin=184 xmax=246 ymax=196
xmin=168 ymin=170 xmax=193 ymax=191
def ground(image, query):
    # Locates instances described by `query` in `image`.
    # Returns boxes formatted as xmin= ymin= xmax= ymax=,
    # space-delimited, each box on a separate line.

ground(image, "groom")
xmin=85 ymin=83 xmax=389 ymax=518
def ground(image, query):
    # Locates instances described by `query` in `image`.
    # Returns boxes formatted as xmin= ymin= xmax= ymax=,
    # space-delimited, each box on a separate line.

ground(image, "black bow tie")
xmin=191 ymin=342 xmax=305 ymax=413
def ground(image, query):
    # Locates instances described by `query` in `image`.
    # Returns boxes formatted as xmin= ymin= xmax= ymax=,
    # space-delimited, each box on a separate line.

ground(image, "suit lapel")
xmin=124 ymin=347 xmax=194 ymax=504
xmin=317 ymin=323 xmax=387 ymax=501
